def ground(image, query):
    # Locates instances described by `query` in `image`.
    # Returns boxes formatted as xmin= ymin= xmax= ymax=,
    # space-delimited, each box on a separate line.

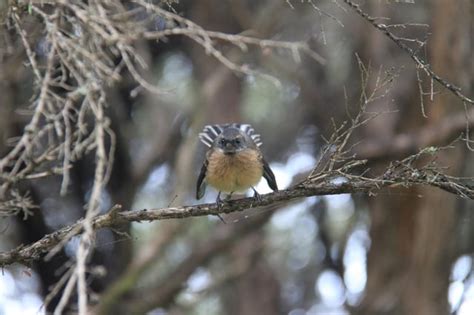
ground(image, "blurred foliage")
xmin=1 ymin=0 xmax=473 ymax=315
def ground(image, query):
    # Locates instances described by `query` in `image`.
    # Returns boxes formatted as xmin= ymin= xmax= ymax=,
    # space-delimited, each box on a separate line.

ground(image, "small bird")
xmin=196 ymin=123 xmax=278 ymax=206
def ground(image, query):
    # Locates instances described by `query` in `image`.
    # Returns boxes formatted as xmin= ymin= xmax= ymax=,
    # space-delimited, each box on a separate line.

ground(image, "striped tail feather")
xmin=198 ymin=123 xmax=263 ymax=147
xmin=198 ymin=125 xmax=223 ymax=147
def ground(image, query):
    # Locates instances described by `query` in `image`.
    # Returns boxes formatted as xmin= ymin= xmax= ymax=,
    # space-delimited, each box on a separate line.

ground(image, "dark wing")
xmin=196 ymin=159 xmax=208 ymax=199
xmin=262 ymin=158 xmax=278 ymax=191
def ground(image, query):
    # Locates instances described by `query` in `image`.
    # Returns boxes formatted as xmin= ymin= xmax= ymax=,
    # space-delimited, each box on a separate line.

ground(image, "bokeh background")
xmin=1 ymin=1 xmax=473 ymax=314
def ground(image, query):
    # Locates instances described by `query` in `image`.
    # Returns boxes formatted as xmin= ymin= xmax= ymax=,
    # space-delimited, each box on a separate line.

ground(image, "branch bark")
xmin=1 ymin=173 xmax=473 ymax=267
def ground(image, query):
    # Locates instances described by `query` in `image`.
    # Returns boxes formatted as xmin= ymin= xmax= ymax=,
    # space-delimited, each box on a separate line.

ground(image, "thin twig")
xmin=341 ymin=0 xmax=474 ymax=105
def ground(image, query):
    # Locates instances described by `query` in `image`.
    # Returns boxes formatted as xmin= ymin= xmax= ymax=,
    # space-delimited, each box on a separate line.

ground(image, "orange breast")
xmin=206 ymin=149 xmax=263 ymax=193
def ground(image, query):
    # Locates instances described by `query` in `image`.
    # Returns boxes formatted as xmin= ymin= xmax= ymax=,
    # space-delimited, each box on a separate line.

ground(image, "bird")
xmin=196 ymin=123 xmax=278 ymax=207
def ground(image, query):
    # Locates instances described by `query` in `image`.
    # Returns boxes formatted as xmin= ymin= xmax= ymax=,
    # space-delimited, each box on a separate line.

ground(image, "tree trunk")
xmin=356 ymin=1 xmax=471 ymax=314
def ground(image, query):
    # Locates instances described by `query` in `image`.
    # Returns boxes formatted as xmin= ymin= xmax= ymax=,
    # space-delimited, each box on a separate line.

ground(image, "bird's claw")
xmin=215 ymin=192 xmax=227 ymax=223
xmin=252 ymin=187 xmax=262 ymax=202
xmin=216 ymin=192 xmax=224 ymax=209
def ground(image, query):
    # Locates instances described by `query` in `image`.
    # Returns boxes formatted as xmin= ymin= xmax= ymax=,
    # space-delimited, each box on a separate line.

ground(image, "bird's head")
xmin=214 ymin=127 xmax=253 ymax=155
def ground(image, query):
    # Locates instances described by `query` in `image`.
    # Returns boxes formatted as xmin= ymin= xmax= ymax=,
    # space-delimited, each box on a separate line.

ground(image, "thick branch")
xmin=1 ymin=175 xmax=473 ymax=267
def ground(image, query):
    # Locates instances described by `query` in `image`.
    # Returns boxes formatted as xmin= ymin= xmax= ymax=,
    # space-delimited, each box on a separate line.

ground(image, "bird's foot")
xmin=216 ymin=192 xmax=224 ymax=209
xmin=252 ymin=187 xmax=262 ymax=202
xmin=215 ymin=192 xmax=227 ymax=223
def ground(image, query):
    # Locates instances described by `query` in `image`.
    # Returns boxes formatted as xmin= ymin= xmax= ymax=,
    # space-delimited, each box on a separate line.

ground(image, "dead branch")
xmin=341 ymin=0 xmax=474 ymax=105
xmin=1 ymin=0 xmax=325 ymax=218
xmin=1 ymin=168 xmax=473 ymax=268
xmin=357 ymin=107 xmax=474 ymax=160
xmin=1 ymin=2 xmax=473 ymax=313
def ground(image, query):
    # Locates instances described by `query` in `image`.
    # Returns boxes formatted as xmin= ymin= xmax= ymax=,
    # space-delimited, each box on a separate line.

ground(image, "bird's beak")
xmin=223 ymin=142 xmax=236 ymax=154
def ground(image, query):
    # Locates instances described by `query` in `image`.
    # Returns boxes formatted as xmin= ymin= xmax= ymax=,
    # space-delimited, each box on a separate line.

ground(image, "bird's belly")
xmin=207 ymin=151 xmax=263 ymax=193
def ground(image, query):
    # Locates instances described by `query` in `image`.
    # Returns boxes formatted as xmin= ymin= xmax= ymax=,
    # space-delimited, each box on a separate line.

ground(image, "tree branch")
xmin=341 ymin=0 xmax=474 ymax=105
xmin=1 ymin=172 xmax=473 ymax=267
xmin=357 ymin=107 xmax=474 ymax=160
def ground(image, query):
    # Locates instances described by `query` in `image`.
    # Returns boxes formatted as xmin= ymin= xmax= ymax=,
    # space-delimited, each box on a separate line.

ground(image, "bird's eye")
xmin=235 ymin=138 xmax=241 ymax=145
xmin=219 ymin=139 xmax=226 ymax=146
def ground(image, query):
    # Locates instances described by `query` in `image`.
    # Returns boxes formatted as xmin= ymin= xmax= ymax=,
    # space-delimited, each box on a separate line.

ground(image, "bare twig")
xmin=341 ymin=0 xmax=474 ymax=105
xmin=75 ymin=94 xmax=110 ymax=315
xmin=1 ymin=0 xmax=326 ymax=216
xmin=54 ymin=270 xmax=77 ymax=315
